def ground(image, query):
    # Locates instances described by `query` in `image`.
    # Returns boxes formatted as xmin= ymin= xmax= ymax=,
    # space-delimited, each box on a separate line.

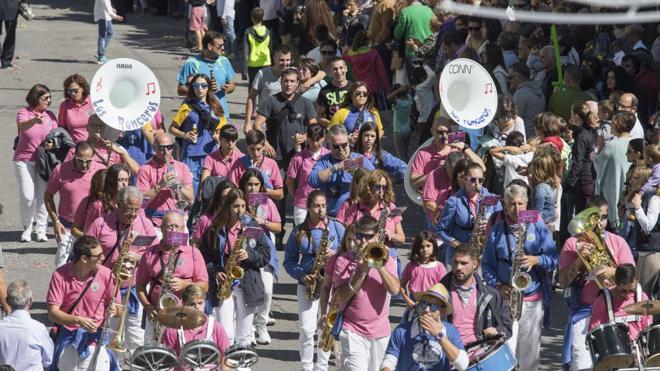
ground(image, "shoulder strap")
xmin=206 ymin=316 xmax=215 ymax=341
xmin=66 ymin=271 xmax=98 ymax=315
xmin=604 ymin=289 xmax=615 ymax=324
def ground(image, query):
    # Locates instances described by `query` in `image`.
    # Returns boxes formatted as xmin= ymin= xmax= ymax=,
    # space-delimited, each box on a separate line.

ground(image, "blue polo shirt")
xmin=176 ymin=55 xmax=235 ymax=119
xmin=386 ymin=320 xmax=464 ymax=371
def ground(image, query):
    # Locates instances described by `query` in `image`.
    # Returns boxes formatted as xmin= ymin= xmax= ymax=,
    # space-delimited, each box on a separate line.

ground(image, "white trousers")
xmin=13 ymin=161 xmax=48 ymax=233
xmin=293 ymin=206 xmax=307 ymax=226
xmin=339 ymin=329 xmax=389 ymax=371
xmin=254 ymin=266 xmax=273 ymax=329
xmin=214 ymin=286 xmax=256 ymax=346
xmin=55 ymin=232 xmax=75 ymax=267
xmin=569 ymin=316 xmax=593 ymax=371
xmin=507 ymin=300 xmax=543 ymax=371
xmin=58 ymin=344 xmax=110 ymax=371
xmin=296 ymin=284 xmax=330 ymax=371
xmin=108 ymin=297 xmax=145 ymax=364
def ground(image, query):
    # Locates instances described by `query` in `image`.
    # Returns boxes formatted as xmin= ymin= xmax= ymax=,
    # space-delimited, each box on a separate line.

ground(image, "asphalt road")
xmin=0 ymin=1 xmax=567 ymax=369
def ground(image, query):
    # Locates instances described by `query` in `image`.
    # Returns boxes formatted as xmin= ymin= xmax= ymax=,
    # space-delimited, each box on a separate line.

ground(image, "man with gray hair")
xmin=84 ymin=186 xmax=158 ymax=363
xmin=308 ymin=125 xmax=375 ymax=216
xmin=0 ymin=280 xmax=54 ymax=370
xmin=481 ymin=183 xmax=557 ymax=371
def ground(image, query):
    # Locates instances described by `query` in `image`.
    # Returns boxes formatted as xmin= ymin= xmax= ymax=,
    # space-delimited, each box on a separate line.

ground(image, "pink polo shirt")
xmin=58 ymin=96 xmax=94 ymax=144
xmin=223 ymin=223 xmax=241 ymax=255
xmin=332 ymin=251 xmax=398 ymax=338
xmin=192 ymin=213 xmax=213 ymax=243
xmin=559 ymin=233 xmax=635 ymax=306
xmin=336 ymin=201 xmax=402 ymax=238
xmin=422 ymin=168 xmax=452 ymax=219
xmin=161 ymin=318 xmax=231 ymax=356
xmin=250 ymin=197 xmax=281 ymax=224
xmin=202 ymin=148 xmax=244 ymax=178
xmin=589 ymin=290 xmax=652 ymax=340
xmin=410 ymin=142 xmax=458 ymax=178
xmin=14 ymin=107 xmax=58 ymax=162
xmin=85 ymin=211 xmax=158 ymax=269
xmin=65 ymin=146 xmax=123 ymax=169
xmin=46 ymin=264 xmax=120 ymax=331
xmin=136 ymin=159 xmax=193 ymax=226
xmin=73 ymin=198 xmax=105 ymax=230
xmin=286 ymin=148 xmax=330 ymax=208
xmin=228 ymin=156 xmax=283 ymax=190
xmin=135 ymin=244 xmax=209 ymax=307
xmin=450 ymin=287 xmax=478 ymax=344
xmin=401 ymin=261 xmax=447 ymax=295
xmin=46 ymin=161 xmax=105 ymax=224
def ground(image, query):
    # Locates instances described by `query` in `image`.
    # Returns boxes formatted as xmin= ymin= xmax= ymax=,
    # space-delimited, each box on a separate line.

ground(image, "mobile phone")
xmin=448 ymin=131 xmax=466 ymax=144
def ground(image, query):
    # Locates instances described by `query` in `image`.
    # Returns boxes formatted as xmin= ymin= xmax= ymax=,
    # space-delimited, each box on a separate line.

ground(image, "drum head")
xmin=594 ymin=355 xmax=635 ymax=371
xmin=131 ymin=343 xmax=179 ymax=371
xmin=181 ymin=340 xmax=221 ymax=368
xmin=224 ymin=345 xmax=259 ymax=369
xmin=640 ymin=324 xmax=660 ymax=367
xmin=466 ymin=339 xmax=500 ymax=364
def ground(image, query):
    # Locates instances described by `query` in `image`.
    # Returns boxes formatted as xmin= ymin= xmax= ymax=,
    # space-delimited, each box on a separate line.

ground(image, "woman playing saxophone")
xmin=199 ymin=189 xmax=271 ymax=347
xmin=283 ymin=190 xmax=345 ymax=371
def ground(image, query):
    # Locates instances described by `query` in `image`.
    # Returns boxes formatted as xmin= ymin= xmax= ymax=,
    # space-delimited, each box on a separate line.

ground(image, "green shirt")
xmin=549 ymin=86 xmax=596 ymax=121
xmin=393 ymin=3 xmax=434 ymax=57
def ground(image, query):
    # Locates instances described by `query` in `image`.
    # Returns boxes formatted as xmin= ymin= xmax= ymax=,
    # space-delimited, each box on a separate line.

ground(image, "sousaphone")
xmin=404 ymin=58 xmax=498 ymax=205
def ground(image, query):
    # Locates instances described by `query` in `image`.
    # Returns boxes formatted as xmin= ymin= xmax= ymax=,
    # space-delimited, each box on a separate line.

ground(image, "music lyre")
xmin=146 ymin=82 xmax=156 ymax=95
xmin=484 ymin=83 xmax=493 ymax=94
xmin=96 ymin=78 xmax=103 ymax=92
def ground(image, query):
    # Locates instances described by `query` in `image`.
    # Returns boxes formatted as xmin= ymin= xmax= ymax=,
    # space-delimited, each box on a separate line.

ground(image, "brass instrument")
xmin=167 ymin=163 xmax=189 ymax=210
xmin=361 ymin=207 xmax=390 ymax=268
xmin=217 ymin=216 xmax=246 ymax=300
xmin=510 ymin=222 xmax=532 ymax=321
xmin=470 ymin=203 xmax=488 ymax=258
xmin=306 ymin=221 xmax=331 ymax=300
xmin=568 ymin=207 xmax=616 ymax=289
xmin=319 ymin=298 xmax=339 ymax=352
xmin=154 ymin=240 xmax=181 ymax=342
xmin=89 ymin=225 xmax=138 ymax=369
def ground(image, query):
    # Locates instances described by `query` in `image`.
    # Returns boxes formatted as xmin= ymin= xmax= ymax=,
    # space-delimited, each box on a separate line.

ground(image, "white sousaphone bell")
xmin=90 ymin=58 xmax=161 ymax=131
xmin=404 ymin=58 xmax=498 ymax=205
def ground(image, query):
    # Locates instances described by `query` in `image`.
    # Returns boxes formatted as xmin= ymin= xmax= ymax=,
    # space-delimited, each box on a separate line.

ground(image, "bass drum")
xmin=224 ymin=344 xmax=259 ymax=369
xmin=180 ymin=339 xmax=221 ymax=369
xmin=130 ymin=343 xmax=179 ymax=371
xmin=588 ymin=323 xmax=635 ymax=371
xmin=464 ymin=338 xmax=516 ymax=371
xmin=638 ymin=324 xmax=660 ymax=367
xmin=404 ymin=137 xmax=434 ymax=206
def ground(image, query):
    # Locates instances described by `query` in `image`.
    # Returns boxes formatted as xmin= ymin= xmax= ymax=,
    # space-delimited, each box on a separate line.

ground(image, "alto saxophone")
xmin=154 ymin=241 xmax=181 ymax=342
xmin=319 ymin=296 xmax=339 ymax=352
xmin=469 ymin=203 xmax=488 ymax=258
xmin=306 ymin=221 xmax=331 ymax=300
xmin=217 ymin=216 xmax=246 ymax=300
xmin=509 ymin=222 xmax=532 ymax=321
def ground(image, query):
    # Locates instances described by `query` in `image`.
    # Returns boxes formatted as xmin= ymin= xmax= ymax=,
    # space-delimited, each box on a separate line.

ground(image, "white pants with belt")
xmin=296 ymin=284 xmax=330 ymax=371
xmin=58 ymin=344 xmax=110 ymax=371
xmin=214 ymin=286 xmax=257 ymax=346
xmin=13 ymin=160 xmax=48 ymax=234
xmin=55 ymin=232 xmax=75 ymax=267
xmin=569 ymin=316 xmax=593 ymax=371
xmin=507 ymin=300 xmax=543 ymax=371
xmin=339 ymin=329 xmax=389 ymax=371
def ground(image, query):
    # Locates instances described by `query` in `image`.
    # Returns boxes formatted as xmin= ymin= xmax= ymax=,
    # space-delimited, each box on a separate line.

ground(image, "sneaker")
xmin=97 ymin=56 xmax=109 ymax=64
xmin=255 ymin=326 xmax=271 ymax=345
xmin=20 ymin=228 xmax=32 ymax=242
xmin=267 ymin=312 xmax=276 ymax=326
xmin=36 ymin=232 xmax=48 ymax=242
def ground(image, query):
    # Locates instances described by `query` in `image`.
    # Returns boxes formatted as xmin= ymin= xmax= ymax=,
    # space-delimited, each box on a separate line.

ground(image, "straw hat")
xmin=413 ymin=283 xmax=453 ymax=315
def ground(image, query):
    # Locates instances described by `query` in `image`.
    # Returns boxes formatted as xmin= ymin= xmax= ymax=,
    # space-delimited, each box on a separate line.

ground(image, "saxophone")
xmin=154 ymin=242 xmax=181 ymax=342
xmin=306 ymin=222 xmax=331 ymax=300
xmin=217 ymin=216 xmax=246 ymax=300
xmin=470 ymin=195 xmax=499 ymax=258
xmin=360 ymin=207 xmax=389 ymax=267
xmin=509 ymin=222 xmax=532 ymax=321
xmin=319 ymin=297 xmax=339 ymax=352
xmin=568 ymin=207 xmax=616 ymax=289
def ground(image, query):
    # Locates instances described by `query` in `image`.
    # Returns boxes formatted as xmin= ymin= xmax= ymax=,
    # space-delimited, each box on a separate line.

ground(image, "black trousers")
xmin=0 ymin=17 xmax=17 ymax=67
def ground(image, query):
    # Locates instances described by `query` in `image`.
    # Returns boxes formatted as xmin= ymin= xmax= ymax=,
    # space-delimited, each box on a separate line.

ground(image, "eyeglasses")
xmin=65 ymin=88 xmax=80 ymax=95
xmin=468 ymin=177 xmax=485 ymax=184
xmin=434 ymin=130 xmax=450 ymax=136
xmin=40 ymin=95 xmax=52 ymax=101
xmin=165 ymin=224 xmax=186 ymax=232
xmin=321 ymin=50 xmax=335 ymax=55
xmin=157 ymin=144 xmax=176 ymax=151
xmin=75 ymin=157 xmax=93 ymax=165
xmin=192 ymin=82 xmax=209 ymax=90
xmin=372 ymin=184 xmax=387 ymax=191
xmin=617 ymin=103 xmax=633 ymax=110
xmin=600 ymin=214 xmax=608 ymax=221
xmin=332 ymin=142 xmax=349 ymax=150
xmin=85 ymin=251 xmax=104 ymax=260
xmin=212 ymin=42 xmax=225 ymax=49
xmin=356 ymin=232 xmax=376 ymax=241
xmin=353 ymin=91 xmax=369 ymax=98
xmin=469 ymin=26 xmax=481 ymax=31
xmin=122 ymin=207 xmax=141 ymax=213
xmin=419 ymin=300 xmax=444 ymax=312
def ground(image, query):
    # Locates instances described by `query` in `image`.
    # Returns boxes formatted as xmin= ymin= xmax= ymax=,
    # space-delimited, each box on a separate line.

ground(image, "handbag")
xmin=49 ymin=272 xmax=98 ymax=341
xmin=18 ymin=1 xmax=34 ymax=21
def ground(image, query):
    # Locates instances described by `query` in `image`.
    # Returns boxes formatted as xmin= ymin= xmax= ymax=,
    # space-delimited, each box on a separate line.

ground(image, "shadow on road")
xmin=255 ymin=348 xmax=299 ymax=363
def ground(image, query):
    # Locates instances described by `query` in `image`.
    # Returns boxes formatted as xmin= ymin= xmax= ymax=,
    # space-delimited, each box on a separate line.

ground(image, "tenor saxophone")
xmin=306 ymin=222 xmax=331 ymax=300
xmin=509 ymin=222 xmax=532 ymax=321
xmin=217 ymin=216 xmax=246 ymax=300
xmin=319 ymin=297 xmax=339 ymax=352
xmin=469 ymin=202 xmax=488 ymax=258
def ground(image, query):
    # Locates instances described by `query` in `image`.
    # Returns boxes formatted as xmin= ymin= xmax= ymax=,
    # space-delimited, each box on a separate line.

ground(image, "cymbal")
xmin=623 ymin=300 xmax=660 ymax=316
xmin=156 ymin=306 xmax=207 ymax=330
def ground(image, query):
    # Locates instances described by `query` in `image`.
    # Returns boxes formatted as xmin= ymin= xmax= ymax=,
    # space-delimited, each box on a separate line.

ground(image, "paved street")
xmin=0 ymin=1 xmax=566 ymax=369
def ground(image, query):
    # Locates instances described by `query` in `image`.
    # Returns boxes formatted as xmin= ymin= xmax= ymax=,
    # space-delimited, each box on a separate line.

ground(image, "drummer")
xmin=161 ymin=284 xmax=230 ymax=370
xmin=589 ymin=264 xmax=653 ymax=341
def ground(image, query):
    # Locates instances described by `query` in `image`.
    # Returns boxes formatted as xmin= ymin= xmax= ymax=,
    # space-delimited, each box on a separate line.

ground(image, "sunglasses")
xmin=65 ymin=88 xmax=80 ymax=95
xmin=419 ymin=300 xmax=444 ymax=312
xmin=469 ymin=26 xmax=481 ymax=31
xmin=356 ymin=232 xmax=376 ymax=241
xmin=158 ymin=144 xmax=176 ymax=151
xmin=192 ymin=82 xmax=209 ymax=90
xmin=332 ymin=142 xmax=349 ymax=150
xmin=600 ymin=214 xmax=608 ymax=221
xmin=75 ymin=157 xmax=93 ymax=165
xmin=468 ymin=177 xmax=485 ymax=184
xmin=321 ymin=50 xmax=335 ymax=55
xmin=40 ymin=95 xmax=52 ymax=101
xmin=85 ymin=252 xmax=104 ymax=260
xmin=353 ymin=91 xmax=369 ymax=98
xmin=372 ymin=184 xmax=387 ymax=191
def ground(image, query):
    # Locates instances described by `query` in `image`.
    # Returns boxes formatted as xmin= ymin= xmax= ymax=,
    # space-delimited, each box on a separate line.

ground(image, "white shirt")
xmin=634 ymin=194 xmax=660 ymax=234
xmin=0 ymin=310 xmax=54 ymax=371
xmin=503 ymin=152 xmax=534 ymax=187
xmin=630 ymin=116 xmax=645 ymax=140
xmin=216 ymin=0 xmax=235 ymax=19
xmin=93 ymin=0 xmax=116 ymax=21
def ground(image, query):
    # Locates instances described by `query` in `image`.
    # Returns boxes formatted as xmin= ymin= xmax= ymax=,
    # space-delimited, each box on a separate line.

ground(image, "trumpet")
xmin=360 ymin=208 xmax=390 ymax=268
xmin=167 ymin=163 xmax=189 ymax=211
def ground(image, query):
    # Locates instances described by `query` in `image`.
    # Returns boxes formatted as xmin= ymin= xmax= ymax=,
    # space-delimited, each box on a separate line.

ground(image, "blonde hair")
xmin=529 ymin=153 xmax=557 ymax=188
xmin=358 ymin=169 xmax=395 ymax=204
xmin=646 ymin=143 xmax=660 ymax=164
xmin=182 ymin=284 xmax=205 ymax=304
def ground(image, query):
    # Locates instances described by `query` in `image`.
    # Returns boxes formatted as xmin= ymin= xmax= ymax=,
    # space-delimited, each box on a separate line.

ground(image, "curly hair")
xmin=358 ymin=169 xmax=395 ymax=204
xmin=302 ymin=0 xmax=337 ymax=45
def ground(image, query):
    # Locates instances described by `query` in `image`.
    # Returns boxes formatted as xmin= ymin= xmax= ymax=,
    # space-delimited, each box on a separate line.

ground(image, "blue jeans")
xmin=182 ymin=154 xmax=204 ymax=196
xmin=97 ymin=20 xmax=114 ymax=59
xmin=223 ymin=16 xmax=236 ymax=55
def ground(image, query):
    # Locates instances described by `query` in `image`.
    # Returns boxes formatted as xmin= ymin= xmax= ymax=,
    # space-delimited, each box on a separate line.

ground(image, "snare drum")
xmin=464 ymin=339 xmax=517 ymax=371
xmin=130 ymin=343 xmax=179 ymax=371
xmin=588 ymin=323 xmax=635 ymax=371
xmin=180 ymin=339 xmax=221 ymax=369
xmin=638 ymin=324 xmax=660 ymax=367
xmin=224 ymin=344 xmax=259 ymax=370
